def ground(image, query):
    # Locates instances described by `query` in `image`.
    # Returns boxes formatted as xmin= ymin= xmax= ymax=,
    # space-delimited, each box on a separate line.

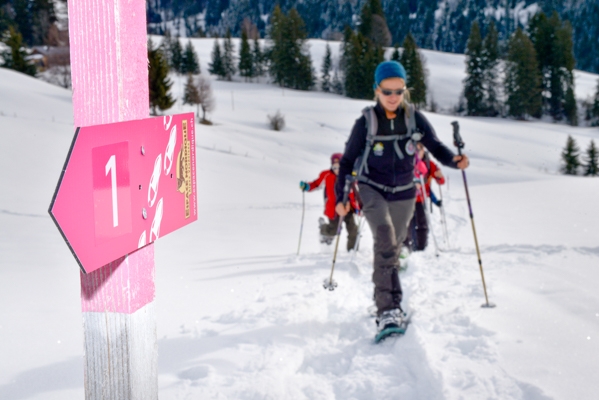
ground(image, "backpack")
xmin=354 ymin=103 xmax=422 ymax=193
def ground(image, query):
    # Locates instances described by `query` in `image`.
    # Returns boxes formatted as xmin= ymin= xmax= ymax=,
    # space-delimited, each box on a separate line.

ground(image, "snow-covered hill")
xmin=1 ymin=39 xmax=599 ymax=399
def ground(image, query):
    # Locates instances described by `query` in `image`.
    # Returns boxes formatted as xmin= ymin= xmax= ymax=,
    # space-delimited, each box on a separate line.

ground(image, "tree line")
xmin=463 ymin=12 xmax=580 ymax=125
xmin=561 ymin=136 xmax=598 ymax=177
xmin=0 ymin=0 xmax=65 ymax=77
xmin=148 ymin=37 xmax=214 ymax=122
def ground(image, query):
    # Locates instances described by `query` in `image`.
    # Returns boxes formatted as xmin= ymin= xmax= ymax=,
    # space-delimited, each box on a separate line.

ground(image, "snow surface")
xmin=1 ymin=38 xmax=599 ymax=399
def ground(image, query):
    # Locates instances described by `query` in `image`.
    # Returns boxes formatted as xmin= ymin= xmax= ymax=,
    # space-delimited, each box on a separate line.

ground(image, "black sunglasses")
xmin=379 ymin=87 xmax=406 ymax=96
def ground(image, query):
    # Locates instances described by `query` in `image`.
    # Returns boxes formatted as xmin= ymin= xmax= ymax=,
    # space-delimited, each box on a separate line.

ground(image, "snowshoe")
xmin=320 ymin=235 xmax=334 ymax=245
xmin=374 ymin=309 xmax=411 ymax=343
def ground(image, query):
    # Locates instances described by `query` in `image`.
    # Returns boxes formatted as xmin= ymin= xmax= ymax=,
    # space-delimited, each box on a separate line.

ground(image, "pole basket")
xmin=323 ymin=278 xmax=338 ymax=291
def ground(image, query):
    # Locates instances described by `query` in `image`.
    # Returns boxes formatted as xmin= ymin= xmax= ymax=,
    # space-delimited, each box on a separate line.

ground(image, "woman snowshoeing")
xmin=334 ymin=61 xmax=470 ymax=337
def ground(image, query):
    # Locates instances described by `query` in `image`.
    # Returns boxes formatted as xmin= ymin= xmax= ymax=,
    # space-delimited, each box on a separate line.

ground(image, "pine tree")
xmin=342 ymin=22 xmax=384 ymax=99
xmin=592 ymin=80 xmax=599 ymax=126
xmin=170 ymin=37 xmax=183 ymax=73
xmin=161 ymin=31 xmax=174 ymax=66
xmin=400 ymin=33 xmax=426 ymax=108
xmin=358 ymin=0 xmax=391 ymax=47
xmin=183 ymin=74 xmax=201 ymax=119
xmin=238 ymin=30 xmax=253 ymax=81
xmin=482 ymin=21 xmax=500 ymax=117
xmin=504 ymin=28 xmax=542 ymax=120
xmin=10 ymin=0 xmax=56 ymax=46
xmin=390 ymin=44 xmax=400 ymax=62
xmin=208 ymin=38 xmax=225 ymax=79
xmin=321 ymin=43 xmax=332 ymax=92
xmin=1 ymin=26 xmax=36 ymax=76
xmin=583 ymin=140 xmax=599 ymax=176
xmin=464 ymin=21 xmax=485 ymax=116
xmin=148 ymin=39 xmax=175 ymax=115
xmin=529 ymin=12 xmax=576 ymax=122
xmin=222 ymin=29 xmax=236 ymax=81
xmin=331 ymin=67 xmax=344 ymax=95
xmin=561 ymin=135 xmax=580 ymax=175
xmin=252 ymin=36 xmax=264 ymax=78
xmin=181 ymin=41 xmax=200 ymax=75
xmin=268 ymin=6 xmax=314 ymax=90
xmin=564 ymin=86 xmax=578 ymax=126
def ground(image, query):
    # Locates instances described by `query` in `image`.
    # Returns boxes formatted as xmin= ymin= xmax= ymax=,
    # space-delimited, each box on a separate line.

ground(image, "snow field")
xmin=1 ymin=36 xmax=599 ymax=399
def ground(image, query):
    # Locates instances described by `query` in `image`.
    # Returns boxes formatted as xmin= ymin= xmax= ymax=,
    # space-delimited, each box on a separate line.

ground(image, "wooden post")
xmin=68 ymin=0 xmax=158 ymax=398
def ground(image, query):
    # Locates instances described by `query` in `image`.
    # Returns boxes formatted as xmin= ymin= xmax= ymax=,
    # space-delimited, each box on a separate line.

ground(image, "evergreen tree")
xmin=321 ymin=43 xmax=332 ymax=92
xmin=268 ymin=6 xmax=314 ymax=90
xmin=592 ymin=80 xmax=599 ymax=126
xmin=1 ymin=26 xmax=36 ymax=76
xmin=564 ymin=86 xmax=578 ymax=126
xmin=482 ymin=21 xmax=500 ymax=117
xmin=252 ymin=36 xmax=264 ymax=78
xmin=504 ymin=28 xmax=542 ymax=120
xmin=583 ymin=140 xmax=599 ymax=177
xmin=529 ymin=11 xmax=576 ymax=122
xmin=463 ymin=21 xmax=485 ymax=116
xmin=358 ymin=0 xmax=391 ymax=47
xmin=343 ymin=30 xmax=384 ymax=100
xmin=390 ymin=44 xmax=400 ymax=62
xmin=181 ymin=40 xmax=200 ymax=75
xmin=170 ymin=37 xmax=183 ymax=73
xmin=222 ymin=29 xmax=236 ymax=81
xmin=331 ymin=67 xmax=344 ymax=95
xmin=208 ymin=38 xmax=226 ymax=79
xmin=161 ymin=31 xmax=174 ymax=66
xmin=148 ymin=39 xmax=175 ymax=115
xmin=400 ymin=32 xmax=426 ymax=108
xmin=561 ymin=135 xmax=580 ymax=175
xmin=183 ymin=74 xmax=201 ymax=119
xmin=10 ymin=0 xmax=56 ymax=46
xmin=238 ymin=30 xmax=253 ymax=81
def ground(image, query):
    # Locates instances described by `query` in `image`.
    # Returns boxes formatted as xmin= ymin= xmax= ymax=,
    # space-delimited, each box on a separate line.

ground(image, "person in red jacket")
xmin=405 ymin=143 xmax=445 ymax=251
xmin=300 ymin=153 xmax=358 ymax=251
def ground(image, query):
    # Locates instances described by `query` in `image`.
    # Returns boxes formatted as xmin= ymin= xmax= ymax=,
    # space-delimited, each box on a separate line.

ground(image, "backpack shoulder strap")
xmin=404 ymin=102 xmax=421 ymax=141
xmin=356 ymin=106 xmax=377 ymax=176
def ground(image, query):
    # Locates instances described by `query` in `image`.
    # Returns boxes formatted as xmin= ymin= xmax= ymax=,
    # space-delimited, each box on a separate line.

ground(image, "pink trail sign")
xmin=49 ymin=113 xmax=197 ymax=274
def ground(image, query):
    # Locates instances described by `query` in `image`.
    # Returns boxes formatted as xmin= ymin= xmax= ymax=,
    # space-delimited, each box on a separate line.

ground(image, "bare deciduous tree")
xmin=196 ymin=75 xmax=215 ymax=124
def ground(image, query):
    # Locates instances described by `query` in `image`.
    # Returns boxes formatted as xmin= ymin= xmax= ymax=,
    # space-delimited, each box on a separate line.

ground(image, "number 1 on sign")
xmin=105 ymin=155 xmax=118 ymax=227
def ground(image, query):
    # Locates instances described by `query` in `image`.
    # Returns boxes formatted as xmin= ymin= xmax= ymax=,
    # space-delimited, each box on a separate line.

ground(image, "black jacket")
xmin=335 ymin=102 xmax=458 ymax=202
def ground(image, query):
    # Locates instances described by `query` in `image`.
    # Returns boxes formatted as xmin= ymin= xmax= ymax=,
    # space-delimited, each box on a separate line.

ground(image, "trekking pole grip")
xmin=451 ymin=121 xmax=464 ymax=155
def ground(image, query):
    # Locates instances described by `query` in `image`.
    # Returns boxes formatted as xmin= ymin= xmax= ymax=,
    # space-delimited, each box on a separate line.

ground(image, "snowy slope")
xmin=1 ymin=38 xmax=599 ymax=400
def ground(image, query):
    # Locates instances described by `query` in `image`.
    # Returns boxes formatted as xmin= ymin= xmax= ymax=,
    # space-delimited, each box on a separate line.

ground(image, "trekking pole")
xmin=323 ymin=176 xmax=352 ymax=291
xmin=418 ymin=174 xmax=440 ymax=258
xmin=437 ymin=181 xmax=450 ymax=247
xmin=452 ymin=121 xmax=495 ymax=308
xmin=297 ymin=191 xmax=306 ymax=255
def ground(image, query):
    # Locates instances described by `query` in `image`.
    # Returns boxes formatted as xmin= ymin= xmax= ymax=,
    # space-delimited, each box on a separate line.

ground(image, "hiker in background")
xmin=334 ymin=60 xmax=469 ymax=338
xmin=404 ymin=142 xmax=446 ymax=252
xmin=300 ymin=153 xmax=359 ymax=251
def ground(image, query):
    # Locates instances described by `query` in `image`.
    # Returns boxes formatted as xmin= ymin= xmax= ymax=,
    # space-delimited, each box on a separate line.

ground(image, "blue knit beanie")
xmin=374 ymin=61 xmax=407 ymax=88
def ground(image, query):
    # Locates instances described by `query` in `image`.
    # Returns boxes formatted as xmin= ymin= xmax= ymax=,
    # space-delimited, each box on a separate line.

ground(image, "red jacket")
xmin=308 ymin=170 xmax=358 ymax=220
xmin=416 ymin=160 xmax=445 ymax=203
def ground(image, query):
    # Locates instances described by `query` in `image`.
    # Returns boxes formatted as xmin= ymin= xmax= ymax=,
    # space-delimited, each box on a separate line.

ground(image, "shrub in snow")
xmin=268 ymin=110 xmax=285 ymax=131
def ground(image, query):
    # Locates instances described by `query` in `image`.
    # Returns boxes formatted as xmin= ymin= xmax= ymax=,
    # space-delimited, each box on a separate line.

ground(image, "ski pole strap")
xmin=356 ymin=175 xmax=415 ymax=193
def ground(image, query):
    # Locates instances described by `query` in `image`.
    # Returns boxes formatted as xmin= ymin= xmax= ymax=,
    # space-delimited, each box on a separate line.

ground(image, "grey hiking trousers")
xmin=358 ymin=184 xmax=415 ymax=316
